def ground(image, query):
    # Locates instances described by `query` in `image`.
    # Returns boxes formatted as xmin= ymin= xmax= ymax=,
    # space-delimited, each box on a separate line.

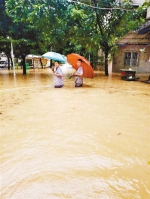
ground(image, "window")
xmin=124 ymin=52 xmax=138 ymax=67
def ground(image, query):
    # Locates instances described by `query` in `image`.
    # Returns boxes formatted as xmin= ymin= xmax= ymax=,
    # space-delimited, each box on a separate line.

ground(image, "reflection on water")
xmin=0 ymin=67 xmax=150 ymax=199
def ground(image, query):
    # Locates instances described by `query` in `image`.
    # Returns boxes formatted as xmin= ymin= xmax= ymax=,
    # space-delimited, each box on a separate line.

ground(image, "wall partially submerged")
xmin=112 ymin=45 xmax=150 ymax=73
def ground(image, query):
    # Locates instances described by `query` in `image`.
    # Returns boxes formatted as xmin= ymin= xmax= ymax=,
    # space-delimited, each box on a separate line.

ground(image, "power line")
xmin=67 ymin=0 xmax=133 ymax=11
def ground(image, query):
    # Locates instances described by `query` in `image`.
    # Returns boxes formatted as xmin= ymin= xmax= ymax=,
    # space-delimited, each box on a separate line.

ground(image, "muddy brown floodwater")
xmin=0 ymin=65 xmax=150 ymax=199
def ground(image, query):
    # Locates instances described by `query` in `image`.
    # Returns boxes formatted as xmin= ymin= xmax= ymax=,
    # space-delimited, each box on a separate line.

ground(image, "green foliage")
xmin=74 ymin=0 xmax=149 ymax=75
xmin=0 ymin=0 xmax=149 ymax=75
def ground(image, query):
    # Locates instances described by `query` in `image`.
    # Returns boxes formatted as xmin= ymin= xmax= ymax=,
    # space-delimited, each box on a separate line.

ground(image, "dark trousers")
xmin=54 ymin=85 xmax=64 ymax=88
xmin=75 ymin=83 xmax=83 ymax=87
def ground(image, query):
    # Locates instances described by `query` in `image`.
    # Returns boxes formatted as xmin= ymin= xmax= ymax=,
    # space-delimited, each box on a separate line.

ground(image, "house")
xmin=25 ymin=54 xmax=50 ymax=68
xmin=119 ymin=0 xmax=146 ymax=6
xmin=112 ymin=30 xmax=150 ymax=73
xmin=112 ymin=7 xmax=150 ymax=73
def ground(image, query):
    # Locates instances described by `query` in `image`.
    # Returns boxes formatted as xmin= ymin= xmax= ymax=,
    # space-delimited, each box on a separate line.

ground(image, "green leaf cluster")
xmin=0 ymin=0 xmax=149 ymax=74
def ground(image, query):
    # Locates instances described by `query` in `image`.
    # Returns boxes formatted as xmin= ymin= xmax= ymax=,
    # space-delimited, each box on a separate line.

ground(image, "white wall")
xmin=119 ymin=0 xmax=146 ymax=5
xmin=146 ymin=7 xmax=150 ymax=19
xmin=0 ymin=53 xmax=7 ymax=62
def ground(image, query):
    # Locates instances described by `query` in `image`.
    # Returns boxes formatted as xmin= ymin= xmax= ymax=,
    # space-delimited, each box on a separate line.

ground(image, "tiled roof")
xmin=138 ymin=20 xmax=150 ymax=34
xmin=116 ymin=30 xmax=150 ymax=45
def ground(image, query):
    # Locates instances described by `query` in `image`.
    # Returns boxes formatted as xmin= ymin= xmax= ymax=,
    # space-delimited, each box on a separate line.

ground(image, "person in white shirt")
xmin=72 ymin=59 xmax=83 ymax=87
xmin=51 ymin=61 xmax=64 ymax=88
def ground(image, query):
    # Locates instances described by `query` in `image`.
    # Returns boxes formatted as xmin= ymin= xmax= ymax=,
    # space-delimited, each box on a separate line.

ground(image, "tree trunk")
xmin=22 ymin=55 xmax=26 ymax=74
xmin=10 ymin=57 xmax=13 ymax=69
xmin=39 ymin=58 xmax=43 ymax=68
xmin=7 ymin=57 xmax=10 ymax=70
xmin=104 ymin=50 xmax=109 ymax=76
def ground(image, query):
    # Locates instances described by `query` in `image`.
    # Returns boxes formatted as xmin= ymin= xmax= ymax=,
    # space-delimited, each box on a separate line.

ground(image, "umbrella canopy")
xmin=42 ymin=51 xmax=66 ymax=62
xmin=67 ymin=53 xmax=94 ymax=78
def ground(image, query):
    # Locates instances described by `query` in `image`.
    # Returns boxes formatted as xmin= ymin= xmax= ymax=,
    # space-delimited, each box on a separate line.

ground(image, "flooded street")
xmin=0 ymin=66 xmax=150 ymax=199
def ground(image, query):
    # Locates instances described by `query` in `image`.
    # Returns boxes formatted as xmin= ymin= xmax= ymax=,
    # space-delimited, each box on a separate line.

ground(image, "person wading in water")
xmin=51 ymin=61 xmax=64 ymax=88
xmin=72 ymin=59 xmax=83 ymax=87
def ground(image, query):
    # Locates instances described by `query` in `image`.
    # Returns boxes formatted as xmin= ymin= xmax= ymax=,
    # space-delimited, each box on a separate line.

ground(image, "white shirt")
xmin=75 ymin=66 xmax=83 ymax=84
xmin=54 ymin=67 xmax=64 ymax=86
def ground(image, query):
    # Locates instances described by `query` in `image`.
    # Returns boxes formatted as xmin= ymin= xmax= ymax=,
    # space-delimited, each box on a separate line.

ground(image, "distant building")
xmin=0 ymin=52 xmax=7 ymax=62
xmin=146 ymin=6 xmax=150 ymax=20
xmin=113 ymin=7 xmax=150 ymax=73
xmin=119 ymin=0 xmax=146 ymax=6
xmin=112 ymin=31 xmax=150 ymax=73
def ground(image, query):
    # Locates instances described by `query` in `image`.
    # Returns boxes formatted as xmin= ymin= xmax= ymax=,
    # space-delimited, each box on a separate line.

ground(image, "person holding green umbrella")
xmin=51 ymin=61 xmax=64 ymax=88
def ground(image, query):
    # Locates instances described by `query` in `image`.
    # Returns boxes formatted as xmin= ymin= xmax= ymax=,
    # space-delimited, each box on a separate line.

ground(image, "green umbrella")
xmin=42 ymin=51 xmax=66 ymax=62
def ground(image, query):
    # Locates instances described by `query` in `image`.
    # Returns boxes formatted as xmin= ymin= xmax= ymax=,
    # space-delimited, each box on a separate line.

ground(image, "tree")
xmin=0 ymin=0 xmax=12 ymax=69
xmin=69 ymin=0 xmax=149 ymax=75
xmin=4 ymin=0 xmax=53 ymax=74
xmin=2 ymin=0 xmax=149 ymax=75
xmin=59 ymin=0 xmax=149 ymax=72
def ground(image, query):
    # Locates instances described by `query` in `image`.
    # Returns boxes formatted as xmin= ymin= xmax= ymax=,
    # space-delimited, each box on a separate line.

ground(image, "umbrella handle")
xmin=69 ymin=70 xmax=77 ymax=79
xmin=51 ymin=66 xmax=54 ymax=72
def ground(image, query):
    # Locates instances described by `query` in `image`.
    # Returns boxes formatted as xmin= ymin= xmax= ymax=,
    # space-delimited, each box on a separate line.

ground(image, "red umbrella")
xmin=67 ymin=53 xmax=94 ymax=78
